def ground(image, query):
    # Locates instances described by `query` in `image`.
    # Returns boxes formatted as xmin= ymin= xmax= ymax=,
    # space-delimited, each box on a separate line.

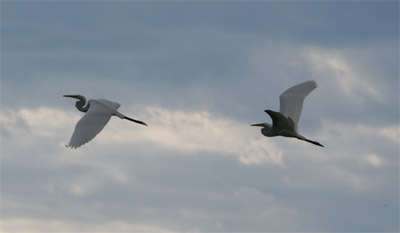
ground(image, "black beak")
xmin=63 ymin=95 xmax=79 ymax=99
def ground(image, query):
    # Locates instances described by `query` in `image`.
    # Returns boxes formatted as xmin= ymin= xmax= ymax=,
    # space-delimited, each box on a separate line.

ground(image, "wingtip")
xmin=310 ymin=80 xmax=318 ymax=88
xmin=65 ymin=144 xmax=79 ymax=149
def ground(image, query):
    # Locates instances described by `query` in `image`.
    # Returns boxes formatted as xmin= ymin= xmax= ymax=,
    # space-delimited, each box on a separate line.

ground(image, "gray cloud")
xmin=1 ymin=1 xmax=399 ymax=232
xmin=1 ymin=105 xmax=398 ymax=231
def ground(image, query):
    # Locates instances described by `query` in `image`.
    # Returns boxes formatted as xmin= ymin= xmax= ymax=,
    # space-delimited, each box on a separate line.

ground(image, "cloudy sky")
xmin=1 ymin=1 xmax=399 ymax=232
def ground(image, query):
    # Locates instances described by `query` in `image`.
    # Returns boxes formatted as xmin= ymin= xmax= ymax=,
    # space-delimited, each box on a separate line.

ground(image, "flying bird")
xmin=251 ymin=80 xmax=324 ymax=147
xmin=64 ymin=95 xmax=147 ymax=148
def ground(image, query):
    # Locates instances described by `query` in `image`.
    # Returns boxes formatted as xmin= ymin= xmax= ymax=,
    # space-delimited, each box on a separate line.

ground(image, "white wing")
xmin=279 ymin=80 xmax=317 ymax=131
xmin=68 ymin=99 xmax=119 ymax=148
xmin=97 ymin=98 xmax=121 ymax=110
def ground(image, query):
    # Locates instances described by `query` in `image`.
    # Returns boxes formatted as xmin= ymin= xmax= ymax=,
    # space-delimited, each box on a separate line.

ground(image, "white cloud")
xmin=364 ymin=153 xmax=387 ymax=168
xmin=2 ymin=106 xmax=282 ymax=166
xmin=0 ymin=107 xmax=77 ymax=148
xmin=127 ymin=106 xmax=283 ymax=166
xmin=2 ymin=106 xmax=397 ymax=170
xmin=18 ymin=107 xmax=77 ymax=129
xmin=379 ymin=126 xmax=400 ymax=142
xmin=304 ymin=47 xmax=384 ymax=104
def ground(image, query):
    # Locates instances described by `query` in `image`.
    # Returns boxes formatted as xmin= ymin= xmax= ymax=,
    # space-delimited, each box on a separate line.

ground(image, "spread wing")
xmin=67 ymin=99 xmax=118 ymax=148
xmin=279 ymin=80 xmax=317 ymax=131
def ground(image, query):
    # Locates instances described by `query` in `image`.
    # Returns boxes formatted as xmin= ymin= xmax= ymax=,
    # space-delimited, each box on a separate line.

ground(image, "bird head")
xmin=64 ymin=95 xmax=89 ymax=112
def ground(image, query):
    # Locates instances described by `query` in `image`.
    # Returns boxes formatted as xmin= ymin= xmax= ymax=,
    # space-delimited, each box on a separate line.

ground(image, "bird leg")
xmin=124 ymin=116 xmax=148 ymax=126
xmin=302 ymin=138 xmax=324 ymax=147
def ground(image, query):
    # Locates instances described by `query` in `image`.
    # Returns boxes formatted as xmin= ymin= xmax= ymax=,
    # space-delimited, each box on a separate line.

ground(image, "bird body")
xmin=64 ymin=95 xmax=147 ymax=149
xmin=251 ymin=80 xmax=324 ymax=147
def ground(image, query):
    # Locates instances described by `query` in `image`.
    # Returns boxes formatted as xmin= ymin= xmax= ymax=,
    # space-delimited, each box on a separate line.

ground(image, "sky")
xmin=1 ymin=1 xmax=399 ymax=232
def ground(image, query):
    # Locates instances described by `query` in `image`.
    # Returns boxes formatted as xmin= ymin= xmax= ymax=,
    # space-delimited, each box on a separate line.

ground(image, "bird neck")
xmin=261 ymin=123 xmax=276 ymax=137
xmin=75 ymin=96 xmax=90 ymax=112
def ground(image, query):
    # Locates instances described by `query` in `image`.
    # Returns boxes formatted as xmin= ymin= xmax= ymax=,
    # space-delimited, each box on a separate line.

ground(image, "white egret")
xmin=251 ymin=80 xmax=324 ymax=147
xmin=64 ymin=95 xmax=147 ymax=149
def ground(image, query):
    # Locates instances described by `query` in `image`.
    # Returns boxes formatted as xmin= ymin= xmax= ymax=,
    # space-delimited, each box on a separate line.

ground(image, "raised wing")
xmin=67 ymin=100 xmax=116 ymax=148
xmin=279 ymin=80 xmax=317 ymax=130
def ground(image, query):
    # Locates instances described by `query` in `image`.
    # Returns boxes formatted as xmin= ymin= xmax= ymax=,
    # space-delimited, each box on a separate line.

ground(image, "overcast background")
xmin=1 ymin=1 xmax=399 ymax=232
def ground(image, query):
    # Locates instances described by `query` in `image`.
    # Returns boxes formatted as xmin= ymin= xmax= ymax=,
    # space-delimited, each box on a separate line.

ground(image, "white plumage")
xmin=251 ymin=80 xmax=323 ymax=147
xmin=64 ymin=95 xmax=147 ymax=149
xmin=279 ymin=80 xmax=317 ymax=132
